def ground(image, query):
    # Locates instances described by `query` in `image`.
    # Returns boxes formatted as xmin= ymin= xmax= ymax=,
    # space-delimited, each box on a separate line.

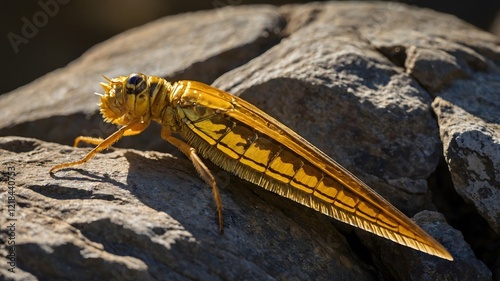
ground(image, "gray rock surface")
xmin=1 ymin=2 xmax=498 ymax=281
xmin=432 ymin=78 xmax=500 ymax=236
xmin=214 ymin=3 xmax=443 ymax=215
xmin=358 ymin=211 xmax=492 ymax=281
xmin=0 ymin=136 xmax=372 ymax=281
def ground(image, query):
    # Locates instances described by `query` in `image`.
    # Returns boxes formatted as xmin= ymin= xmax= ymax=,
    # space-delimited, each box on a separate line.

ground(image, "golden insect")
xmin=50 ymin=73 xmax=453 ymax=260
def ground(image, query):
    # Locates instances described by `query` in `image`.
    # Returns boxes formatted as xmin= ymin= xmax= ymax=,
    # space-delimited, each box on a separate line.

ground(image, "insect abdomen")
xmin=181 ymin=108 xmax=424 ymax=241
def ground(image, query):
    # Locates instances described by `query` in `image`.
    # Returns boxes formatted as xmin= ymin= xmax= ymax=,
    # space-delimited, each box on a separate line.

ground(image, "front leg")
xmin=50 ymin=121 xmax=148 ymax=173
xmin=73 ymin=121 xmax=150 ymax=147
xmin=161 ymin=127 xmax=224 ymax=233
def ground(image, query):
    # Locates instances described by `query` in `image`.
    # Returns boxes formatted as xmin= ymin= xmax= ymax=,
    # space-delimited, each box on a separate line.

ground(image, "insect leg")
xmin=74 ymin=136 xmax=104 ymax=147
xmin=73 ymin=121 xmax=150 ymax=147
xmin=160 ymin=127 xmax=224 ymax=233
xmin=50 ymin=121 xmax=149 ymax=173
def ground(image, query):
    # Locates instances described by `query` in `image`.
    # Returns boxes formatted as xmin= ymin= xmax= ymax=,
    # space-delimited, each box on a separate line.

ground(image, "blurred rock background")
xmin=1 ymin=0 xmax=499 ymax=96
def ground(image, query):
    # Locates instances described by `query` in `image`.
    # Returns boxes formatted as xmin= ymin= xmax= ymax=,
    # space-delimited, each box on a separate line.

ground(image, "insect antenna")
xmin=101 ymin=75 xmax=112 ymax=82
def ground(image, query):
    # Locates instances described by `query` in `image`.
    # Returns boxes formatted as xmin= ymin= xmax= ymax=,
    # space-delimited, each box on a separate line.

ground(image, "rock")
xmin=0 ymin=136 xmax=373 ymax=281
xmin=0 ymin=2 xmax=498 ymax=280
xmin=213 ymin=3 xmax=443 ymax=215
xmin=432 ymin=78 xmax=500 ymax=235
xmin=358 ymin=211 xmax=492 ymax=281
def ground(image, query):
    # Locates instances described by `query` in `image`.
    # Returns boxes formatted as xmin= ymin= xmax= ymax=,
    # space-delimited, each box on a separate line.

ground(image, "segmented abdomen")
xmin=182 ymin=105 xmax=429 ymax=246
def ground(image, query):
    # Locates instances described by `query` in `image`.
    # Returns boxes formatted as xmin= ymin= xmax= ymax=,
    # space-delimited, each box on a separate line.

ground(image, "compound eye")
xmin=126 ymin=73 xmax=147 ymax=95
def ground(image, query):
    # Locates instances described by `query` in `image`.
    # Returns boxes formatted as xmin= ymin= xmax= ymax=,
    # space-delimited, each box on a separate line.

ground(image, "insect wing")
xmin=177 ymin=81 xmax=452 ymax=260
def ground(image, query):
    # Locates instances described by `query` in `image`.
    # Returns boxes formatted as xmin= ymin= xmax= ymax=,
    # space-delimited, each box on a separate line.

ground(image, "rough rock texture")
xmin=433 ymin=80 xmax=500 ymax=235
xmin=0 ymin=2 xmax=499 ymax=281
xmin=0 ymin=136 xmax=371 ymax=281
xmin=358 ymin=211 xmax=492 ymax=281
